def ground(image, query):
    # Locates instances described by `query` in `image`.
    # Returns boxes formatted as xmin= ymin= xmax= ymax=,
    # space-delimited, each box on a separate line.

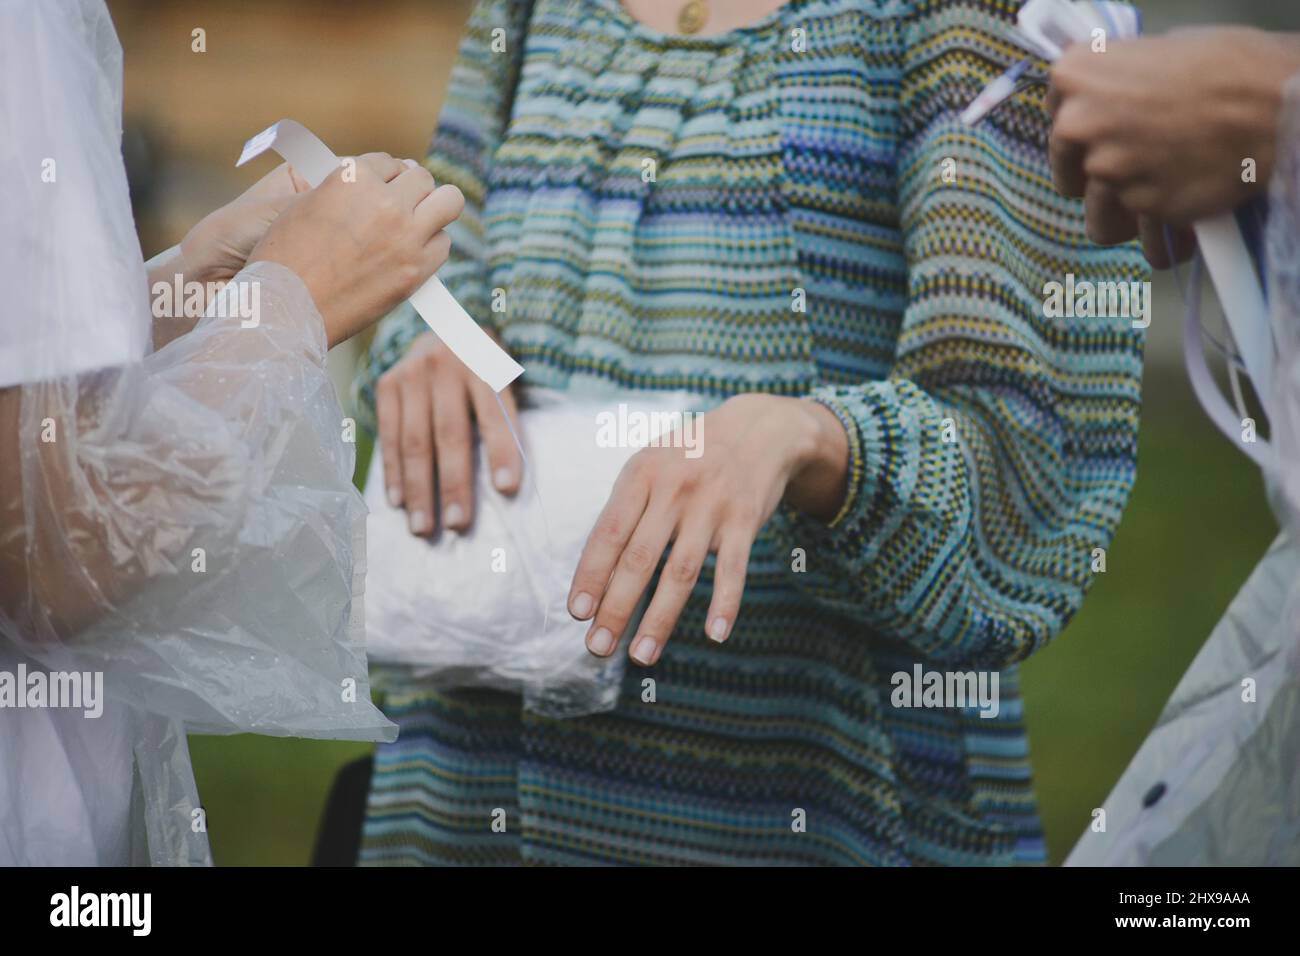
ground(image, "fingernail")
xmin=493 ymin=467 xmax=514 ymax=491
xmin=443 ymin=503 xmax=465 ymax=529
xmin=631 ymin=636 xmax=658 ymax=666
xmin=409 ymin=510 xmax=429 ymax=534
xmin=709 ymin=617 xmax=729 ymax=643
xmin=387 ymin=486 xmax=401 ymax=508
xmin=587 ymin=626 xmax=615 ymax=657
xmin=570 ymin=592 xmax=594 ymax=619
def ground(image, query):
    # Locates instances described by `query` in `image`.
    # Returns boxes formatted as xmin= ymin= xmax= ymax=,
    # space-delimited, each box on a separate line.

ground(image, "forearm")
xmin=0 ymin=263 xmax=329 ymax=643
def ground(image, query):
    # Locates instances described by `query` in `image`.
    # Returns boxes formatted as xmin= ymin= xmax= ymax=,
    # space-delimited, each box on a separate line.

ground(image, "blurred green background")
xmin=107 ymin=0 xmax=1294 ymax=864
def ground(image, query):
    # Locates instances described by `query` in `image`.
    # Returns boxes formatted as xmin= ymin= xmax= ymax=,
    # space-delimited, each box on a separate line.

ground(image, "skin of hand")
xmin=1047 ymin=28 xmax=1300 ymax=268
xmin=570 ymin=393 xmax=849 ymax=666
xmin=249 ymin=153 xmax=465 ymax=348
xmin=178 ymin=162 xmax=313 ymax=286
xmin=146 ymin=163 xmax=311 ymax=348
xmin=376 ymin=331 xmax=522 ymax=537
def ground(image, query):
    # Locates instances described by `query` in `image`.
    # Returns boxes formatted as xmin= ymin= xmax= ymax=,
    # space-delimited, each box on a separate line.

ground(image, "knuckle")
xmin=400 ymin=430 xmax=431 ymax=459
xmin=421 ymin=346 xmax=444 ymax=371
xmin=433 ymin=409 xmax=471 ymax=445
xmin=666 ymin=556 xmax=701 ymax=587
xmin=399 ymin=260 xmax=424 ymax=291
xmin=626 ymin=449 xmax=651 ymax=473
xmin=439 ymin=479 xmax=468 ymax=503
xmin=594 ymin=515 xmax=625 ymax=545
xmin=1121 ymin=185 xmax=1158 ymax=218
xmin=1084 ymin=150 xmax=1131 ymax=184
xmin=596 ymin=612 xmax=630 ymax=638
xmin=620 ymin=541 xmax=660 ymax=574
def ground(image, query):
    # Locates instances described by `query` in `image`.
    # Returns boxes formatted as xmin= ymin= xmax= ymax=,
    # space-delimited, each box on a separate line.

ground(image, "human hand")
xmin=570 ymin=393 xmax=848 ymax=666
xmin=375 ymin=331 xmax=522 ymax=537
xmin=248 ymin=153 xmax=465 ymax=347
xmin=1047 ymin=28 xmax=1300 ymax=266
xmin=180 ymin=162 xmax=311 ymax=285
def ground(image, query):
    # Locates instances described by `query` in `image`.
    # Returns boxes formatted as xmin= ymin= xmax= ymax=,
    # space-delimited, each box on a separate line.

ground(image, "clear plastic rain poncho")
xmin=0 ymin=0 xmax=393 ymax=866
xmin=1068 ymin=76 xmax=1300 ymax=866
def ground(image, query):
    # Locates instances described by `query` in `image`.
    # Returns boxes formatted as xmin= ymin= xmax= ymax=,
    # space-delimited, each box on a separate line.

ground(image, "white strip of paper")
xmin=237 ymin=119 xmax=525 ymax=393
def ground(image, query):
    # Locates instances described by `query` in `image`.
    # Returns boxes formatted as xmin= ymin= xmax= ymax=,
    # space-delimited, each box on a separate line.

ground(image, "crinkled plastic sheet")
xmin=1068 ymin=76 xmax=1300 ymax=866
xmin=1 ymin=0 xmax=392 ymax=866
xmin=364 ymin=389 xmax=703 ymax=717
xmin=8 ymin=262 xmax=392 ymax=741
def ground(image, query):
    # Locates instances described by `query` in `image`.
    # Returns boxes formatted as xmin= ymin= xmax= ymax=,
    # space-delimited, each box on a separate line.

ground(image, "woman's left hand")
xmin=570 ymin=393 xmax=849 ymax=666
xmin=180 ymin=162 xmax=312 ymax=284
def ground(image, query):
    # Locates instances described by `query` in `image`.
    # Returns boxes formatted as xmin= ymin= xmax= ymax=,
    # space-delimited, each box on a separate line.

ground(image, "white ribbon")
xmin=236 ymin=119 xmax=525 ymax=393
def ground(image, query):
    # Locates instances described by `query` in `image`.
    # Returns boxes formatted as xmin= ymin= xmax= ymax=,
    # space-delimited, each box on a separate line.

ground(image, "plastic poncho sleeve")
xmin=0 ymin=0 xmax=393 ymax=740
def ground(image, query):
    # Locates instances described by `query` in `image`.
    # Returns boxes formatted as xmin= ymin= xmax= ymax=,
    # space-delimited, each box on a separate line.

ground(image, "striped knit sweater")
xmin=353 ymin=0 xmax=1147 ymax=865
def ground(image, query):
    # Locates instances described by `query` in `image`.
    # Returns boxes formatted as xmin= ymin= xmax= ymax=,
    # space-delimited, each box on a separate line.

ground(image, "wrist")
xmin=782 ymin=397 xmax=850 ymax=522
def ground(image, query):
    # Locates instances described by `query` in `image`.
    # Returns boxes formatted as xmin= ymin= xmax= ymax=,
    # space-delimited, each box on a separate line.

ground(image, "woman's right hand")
xmin=376 ymin=331 xmax=522 ymax=537
xmin=248 ymin=153 xmax=465 ymax=347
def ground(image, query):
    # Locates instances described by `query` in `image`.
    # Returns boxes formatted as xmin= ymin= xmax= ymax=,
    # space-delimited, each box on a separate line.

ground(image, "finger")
xmin=619 ymin=514 xmax=714 ymax=664
xmin=569 ymin=464 xmax=651 ymax=623
xmin=414 ymin=184 xmax=466 ymax=241
xmin=1084 ymin=179 xmax=1139 ymax=246
xmin=469 ymin=380 xmax=523 ymax=496
xmin=589 ymin=500 xmax=675 ymax=664
xmin=1137 ymin=216 xmax=1176 ymax=270
xmin=391 ymin=163 xmax=437 ymax=211
xmin=375 ymin=374 xmax=403 ymax=508
xmin=1044 ymin=76 xmax=1064 ymax=118
xmin=703 ymin=531 xmax=753 ymax=646
xmin=1049 ymin=129 xmax=1087 ymax=198
xmin=355 ymin=151 xmax=405 ymax=183
xmin=430 ymin=368 xmax=475 ymax=534
xmin=283 ymin=163 xmax=311 ymax=193
xmin=1166 ymin=224 xmax=1197 ymax=265
xmin=397 ymin=375 xmax=436 ymax=535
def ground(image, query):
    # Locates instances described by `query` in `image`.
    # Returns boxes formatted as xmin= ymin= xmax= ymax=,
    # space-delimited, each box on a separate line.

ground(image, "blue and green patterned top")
xmin=354 ymin=0 xmax=1146 ymax=865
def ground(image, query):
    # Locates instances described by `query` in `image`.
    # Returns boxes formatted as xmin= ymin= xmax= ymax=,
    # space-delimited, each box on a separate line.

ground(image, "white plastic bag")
xmin=364 ymin=389 xmax=703 ymax=717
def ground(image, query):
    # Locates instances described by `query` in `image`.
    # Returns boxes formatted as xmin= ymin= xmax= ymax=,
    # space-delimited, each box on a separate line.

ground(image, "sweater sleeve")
xmin=352 ymin=0 xmax=532 ymax=430
xmin=768 ymin=0 xmax=1147 ymax=669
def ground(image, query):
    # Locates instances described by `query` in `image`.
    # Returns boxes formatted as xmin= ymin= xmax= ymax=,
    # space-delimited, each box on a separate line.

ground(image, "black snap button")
xmin=1142 ymin=782 xmax=1166 ymax=808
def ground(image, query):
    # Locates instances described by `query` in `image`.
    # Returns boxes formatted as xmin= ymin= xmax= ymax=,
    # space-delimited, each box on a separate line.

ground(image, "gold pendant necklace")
xmin=678 ymin=0 xmax=708 ymax=35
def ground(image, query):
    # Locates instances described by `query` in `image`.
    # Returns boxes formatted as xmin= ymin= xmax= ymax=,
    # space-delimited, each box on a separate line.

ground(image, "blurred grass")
xmin=190 ymin=369 xmax=1278 ymax=866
